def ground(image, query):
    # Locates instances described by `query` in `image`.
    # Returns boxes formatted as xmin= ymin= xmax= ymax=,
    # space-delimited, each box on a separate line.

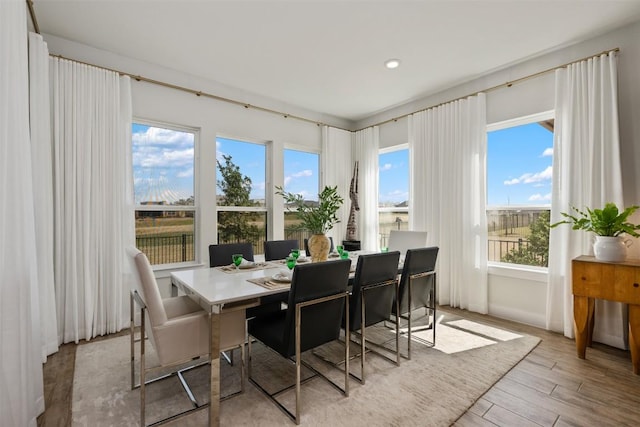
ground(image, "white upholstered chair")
xmin=387 ymin=230 xmax=428 ymax=255
xmin=128 ymin=247 xmax=246 ymax=426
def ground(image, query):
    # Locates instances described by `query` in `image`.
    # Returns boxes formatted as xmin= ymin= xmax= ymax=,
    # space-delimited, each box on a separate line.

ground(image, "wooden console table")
xmin=572 ymin=255 xmax=640 ymax=374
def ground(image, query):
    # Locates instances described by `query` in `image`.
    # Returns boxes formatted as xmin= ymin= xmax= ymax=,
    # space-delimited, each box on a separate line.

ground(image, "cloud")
xmin=528 ymin=193 xmax=552 ymax=201
xmin=176 ymin=167 xmax=193 ymax=178
xmin=139 ymin=148 xmax=194 ymax=168
xmin=284 ymin=169 xmax=313 ymax=186
xmin=133 ymin=126 xmax=193 ymax=147
xmin=503 ymin=166 xmax=552 ymax=186
xmin=541 ymin=147 xmax=553 ymax=157
xmin=380 ymin=163 xmax=393 ymax=171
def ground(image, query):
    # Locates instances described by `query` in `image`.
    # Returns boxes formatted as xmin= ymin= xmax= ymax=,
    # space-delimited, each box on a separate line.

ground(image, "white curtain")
xmin=353 ymin=126 xmax=380 ymax=251
xmin=1 ymin=1 xmax=45 ymax=424
xmin=321 ymin=125 xmax=352 ymax=245
xmin=50 ymin=57 xmax=134 ymax=343
xmin=29 ymin=32 xmax=59 ymax=360
xmin=547 ymin=52 xmax=626 ymax=348
xmin=409 ymin=94 xmax=488 ymax=313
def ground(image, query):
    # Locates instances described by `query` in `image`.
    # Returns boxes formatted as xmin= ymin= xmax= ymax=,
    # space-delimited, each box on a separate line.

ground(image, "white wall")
xmin=369 ymin=20 xmax=640 ymax=327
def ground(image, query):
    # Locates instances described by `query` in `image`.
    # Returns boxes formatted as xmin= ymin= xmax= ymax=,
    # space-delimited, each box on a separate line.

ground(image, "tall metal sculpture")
xmin=346 ymin=161 xmax=359 ymax=241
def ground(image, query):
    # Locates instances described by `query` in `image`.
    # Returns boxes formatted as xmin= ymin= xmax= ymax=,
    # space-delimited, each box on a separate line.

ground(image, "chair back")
xmin=128 ymin=247 xmax=168 ymax=352
xmin=395 ymin=246 xmax=439 ymax=315
xmin=349 ymin=251 xmax=401 ymax=331
xmin=387 ymin=230 xmax=428 ymax=255
xmin=282 ymin=259 xmax=351 ymax=357
xmin=264 ymin=239 xmax=299 ymax=261
xmin=303 ymin=236 xmax=334 ymax=255
xmin=209 ymin=242 xmax=254 ymax=267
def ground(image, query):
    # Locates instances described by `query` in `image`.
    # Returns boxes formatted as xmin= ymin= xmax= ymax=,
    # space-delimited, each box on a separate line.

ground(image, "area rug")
xmin=72 ymin=311 xmax=540 ymax=426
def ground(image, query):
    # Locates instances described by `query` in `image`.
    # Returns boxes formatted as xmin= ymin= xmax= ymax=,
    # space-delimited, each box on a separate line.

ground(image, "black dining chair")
xmin=392 ymin=246 xmax=439 ymax=359
xmin=209 ymin=242 xmax=254 ymax=267
xmin=264 ymin=239 xmax=299 ymax=261
xmin=345 ymin=251 xmax=401 ymax=383
xmin=248 ymin=259 xmax=352 ymax=425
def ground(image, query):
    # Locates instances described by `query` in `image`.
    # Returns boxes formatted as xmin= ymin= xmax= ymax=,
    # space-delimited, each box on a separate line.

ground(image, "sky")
xmin=379 ymin=149 xmax=409 ymax=205
xmin=132 ymin=123 xmax=194 ymax=204
xmin=133 ymin=122 xmax=553 ymax=207
xmin=487 ymin=122 xmax=553 ymax=206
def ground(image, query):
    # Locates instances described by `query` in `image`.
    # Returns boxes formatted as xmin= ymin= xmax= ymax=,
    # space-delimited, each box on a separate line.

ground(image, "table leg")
xmin=574 ymin=296 xmax=594 ymax=359
xmin=210 ymin=312 xmax=221 ymax=426
xmin=629 ymin=304 xmax=640 ymax=375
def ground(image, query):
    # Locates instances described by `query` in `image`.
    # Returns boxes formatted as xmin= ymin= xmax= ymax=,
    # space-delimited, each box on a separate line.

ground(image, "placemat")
xmin=247 ymin=276 xmax=291 ymax=291
xmin=215 ymin=262 xmax=273 ymax=274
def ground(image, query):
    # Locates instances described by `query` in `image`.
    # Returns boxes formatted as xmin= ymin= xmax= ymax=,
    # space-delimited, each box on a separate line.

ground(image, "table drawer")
xmin=573 ymin=261 xmax=640 ymax=304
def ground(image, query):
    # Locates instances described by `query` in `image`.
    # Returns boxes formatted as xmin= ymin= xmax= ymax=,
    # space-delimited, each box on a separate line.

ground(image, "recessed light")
xmin=385 ymin=59 xmax=400 ymax=69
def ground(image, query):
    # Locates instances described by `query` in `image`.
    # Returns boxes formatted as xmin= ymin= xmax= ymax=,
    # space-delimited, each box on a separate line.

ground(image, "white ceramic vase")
xmin=593 ymin=235 xmax=632 ymax=262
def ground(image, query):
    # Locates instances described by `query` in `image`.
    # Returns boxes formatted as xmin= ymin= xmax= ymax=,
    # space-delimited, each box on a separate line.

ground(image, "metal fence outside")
xmin=138 ymin=228 xmax=313 ymax=265
xmin=488 ymin=238 xmax=530 ymax=262
xmin=136 ymin=234 xmax=194 ymax=265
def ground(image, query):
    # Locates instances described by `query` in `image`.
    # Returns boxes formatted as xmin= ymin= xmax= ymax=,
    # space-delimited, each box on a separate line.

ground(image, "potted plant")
xmin=551 ymin=203 xmax=640 ymax=262
xmin=276 ymin=185 xmax=343 ymax=262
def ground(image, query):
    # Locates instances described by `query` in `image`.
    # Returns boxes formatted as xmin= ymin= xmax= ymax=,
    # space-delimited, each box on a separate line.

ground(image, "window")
xmin=486 ymin=113 xmax=554 ymax=268
xmin=378 ymin=146 xmax=409 ymax=248
xmin=132 ymin=122 xmax=196 ymax=265
xmin=283 ymin=148 xmax=319 ymax=248
xmin=216 ymin=137 xmax=267 ymax=255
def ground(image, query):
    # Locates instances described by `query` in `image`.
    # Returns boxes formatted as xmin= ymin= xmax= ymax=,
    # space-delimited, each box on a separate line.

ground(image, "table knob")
xmin=634 ymin=283 xmax=639 ymax=288
xmin=582 ymin=276 xmax=587 ymax=281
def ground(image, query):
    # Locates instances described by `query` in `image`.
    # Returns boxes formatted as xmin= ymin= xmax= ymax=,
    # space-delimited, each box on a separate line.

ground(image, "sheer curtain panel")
xmin=409 ymin=94 xmax=488 ymax=313
xmin=353 ymin=126 xmax=380 ymax=251
xmin=1 ymin=1 xmax=46 ymax=424
xmin=29 ymin=32 xmax=59 ymax=360
xmin=321 ymin=126 xmax=353 ymax=245
xmin=50 ymin=57 xmax=134 ymax=343
xmin=547 ymin=52 xmax=626 ymax=348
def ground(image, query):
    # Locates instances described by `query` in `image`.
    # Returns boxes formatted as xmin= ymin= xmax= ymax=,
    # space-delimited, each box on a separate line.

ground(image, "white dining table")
xmin=169 ymin=250 xmax=399 ymax=426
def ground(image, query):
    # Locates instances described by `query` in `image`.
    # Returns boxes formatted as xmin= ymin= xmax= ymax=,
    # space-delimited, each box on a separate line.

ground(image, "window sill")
xmin=487 ymin=262 xmax=548 ymax=283
xmin=153 ymin=262 xmax=206 ymax=279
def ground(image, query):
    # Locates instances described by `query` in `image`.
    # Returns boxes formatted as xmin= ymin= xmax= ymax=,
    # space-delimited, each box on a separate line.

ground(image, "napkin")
xmin=279 ymin=269 xmax=293 ymax=280
xmin=239 ymin=258 xmax=255 ymax=267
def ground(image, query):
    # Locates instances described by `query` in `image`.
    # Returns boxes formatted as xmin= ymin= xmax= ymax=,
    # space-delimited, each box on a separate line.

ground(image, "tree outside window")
xmin=215 ymin=137 xmax=266 ymax=254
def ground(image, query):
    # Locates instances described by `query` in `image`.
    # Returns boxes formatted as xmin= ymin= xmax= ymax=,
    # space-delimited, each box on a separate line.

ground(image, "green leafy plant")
xmin=276 ymin=185 xmax=343 ymax=234
xmin=550 ymin=203 xmax=640 ymax=237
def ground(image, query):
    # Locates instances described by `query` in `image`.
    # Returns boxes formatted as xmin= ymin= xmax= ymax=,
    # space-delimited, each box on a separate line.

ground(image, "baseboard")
xmin=488 ymin=303 xmax=546 ymax=329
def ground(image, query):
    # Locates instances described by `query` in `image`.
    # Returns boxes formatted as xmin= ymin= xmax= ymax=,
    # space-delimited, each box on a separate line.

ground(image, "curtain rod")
xmin=40 ymin=36 xmax=618 ymax=134
xmin=26 ymin=0 xmax=40 ymax=34
xmin=356 ymin=47 xmax=620 ymax=132
xmin=47 ymin=53 xmax=352 ymax=132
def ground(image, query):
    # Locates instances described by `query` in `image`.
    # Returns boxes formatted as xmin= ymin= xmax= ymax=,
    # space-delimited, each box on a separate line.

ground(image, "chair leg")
xmin=360 ymin=293 xmax=366 ymax=384
xmin=240 ymin=343 xmax=245 ymax=394
xmin=130 ymin=293 xmax=135 ymax=391
xmin=140 ymin=309 xmax=146 ymax=427
xmin=407 ymin=278 xmax=412 ymax=360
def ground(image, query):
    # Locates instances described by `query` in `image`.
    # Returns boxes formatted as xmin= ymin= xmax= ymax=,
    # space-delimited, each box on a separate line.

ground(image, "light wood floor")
xmin=37 ymin=307 xmax=640 ymax=426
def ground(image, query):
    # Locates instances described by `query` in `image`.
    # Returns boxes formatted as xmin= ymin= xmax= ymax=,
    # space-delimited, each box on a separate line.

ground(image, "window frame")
xmin=486 ymin=110 xmax=554 ymax=273
xmin=132 ymin=119 xmax=199 ymax=268
xmin=378 ymin=144 xmax=409 ymax=248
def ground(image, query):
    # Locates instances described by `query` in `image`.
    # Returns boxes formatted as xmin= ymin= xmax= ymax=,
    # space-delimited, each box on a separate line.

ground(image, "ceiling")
xmin=31 ymin=1 xmax=640 ymax=122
